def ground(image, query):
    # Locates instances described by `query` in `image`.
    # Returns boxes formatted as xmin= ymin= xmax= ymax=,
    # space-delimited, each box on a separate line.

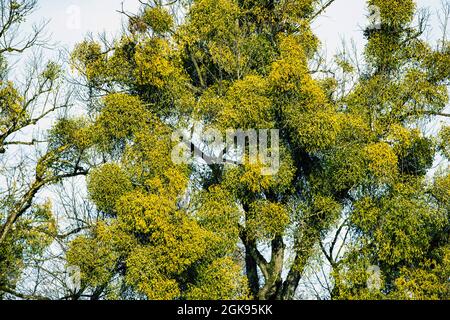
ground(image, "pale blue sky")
xmin=20 ymin=0 xmax=449 ymax=142
xmin=12 ymin=0 xmax=449 ymax=298
xmin=25 ymin=0 xmax=447 ymax=56
xmin=21 ymin=0 xmax=448 ymax=138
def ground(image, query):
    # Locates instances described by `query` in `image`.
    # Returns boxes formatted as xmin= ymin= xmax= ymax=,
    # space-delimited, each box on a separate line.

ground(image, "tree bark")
xmin=244 ymin=241 xmax=261 ymax=299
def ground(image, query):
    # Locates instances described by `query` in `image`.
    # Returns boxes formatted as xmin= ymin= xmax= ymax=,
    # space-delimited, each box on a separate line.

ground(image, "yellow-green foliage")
xmin=42 ymin=61 xmax=62 ymax=81
xmin=309 ymin=195 xmax=342 ymax=230
xmin=71 ymin=41 xmax=106 ymax=83
xmin=134 ymin=38 xmax=178 ymax=88
xmin=425 ymin=41 xmax=450 ymax=82
xmin=438 ymin=126 xmax=450 ymax=159
xmin=247 ymin=200 xmax=290 ymax=241
xmin=319 ymin=146 xmax=366 ymax=193
xmin=186 ymin=0 xmax=240 ymax=44
xmin=180 ymin=0 xmax=245 ymax=78
xmin=333 ymin=258 xmax=384 ymax=300
xmin=67 ymin=234 xmax=120 ymax=288
xmin=0 ymin=81 xmax=25 ymax=132
xmin=49 ymin=117 xmax=94 ymax=151
xmin=193 ymin=186 xmax=241 ymax=255
xmin=334 ymin=176 xmax=449 ymax=299
xmin=292 ymin=110 xmax=342 ymax=152
xmin=18 ymin=201 xmax=57 ymax=254
xmin=223 ymin=149 xmax=296 ymax=197
xmin=277 ymin=0 xmax=315 ymax=21
xmin=363 ymin=142 xmax=398 ymax=180
xmin=268 ymin=35 xmax=310 ymax=94
xmin=67 ymin=88 xmax=248 ymax=299
xmin=187 ymin=257 xmax=250 ymax=300
xmin=1 ymin=200 xmax=57 ymax=293
xmin=355 ymin=182 xmax=446 ymax=265
xmin=327 ymin=0 xmax=450 ymax=294
xmin=95 ymin=93 xmax=149 ymax=149
xmin=369 ymin=0 xmax=415 ymax=26
xmin=87 ymin=164 xmax=132 ymax=215
xmin=64 ymin=0 xmax=450 ymax=301
xmin=71 ymin=35 xmax=193 ymax=117
xmin=142 ymin=7 xmax=174 ymax=34
xmin=393 ymin=264 xmax=449 ymax=300
xmin=214 ymin=75 xmax=273 ymax=129
xmin=432 ymin=172 xmax=450 ymax=208
xmin=45 ymin=117 xmax=94 ymax=180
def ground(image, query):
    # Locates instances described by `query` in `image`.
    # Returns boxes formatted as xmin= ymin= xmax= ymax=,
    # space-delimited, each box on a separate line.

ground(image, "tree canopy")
xmin=0 ymin=0 xmax=449 ymax=300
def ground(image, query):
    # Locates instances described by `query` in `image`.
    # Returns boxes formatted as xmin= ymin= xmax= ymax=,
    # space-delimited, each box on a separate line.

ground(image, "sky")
xmin=12 ymin=0 xmax=449 ymax=299
xmin=15 ymin=0 xmax=449 ymax=150
xmin=18 ymin=0 xmax=448 ymax=170
xmin=22 ymin=0 xmax=447 ymax=134
xmin=25 ymin=0 xmax=447 ymax=56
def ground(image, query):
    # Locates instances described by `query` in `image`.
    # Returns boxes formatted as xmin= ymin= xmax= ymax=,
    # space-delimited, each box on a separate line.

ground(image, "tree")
xmin=329 ymin=0 xmax=450 ymax=300
xmin=0 ymin=0 xmax=90 ymax=299
xmin=14 ymin=0 xmax=449 ymax=300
